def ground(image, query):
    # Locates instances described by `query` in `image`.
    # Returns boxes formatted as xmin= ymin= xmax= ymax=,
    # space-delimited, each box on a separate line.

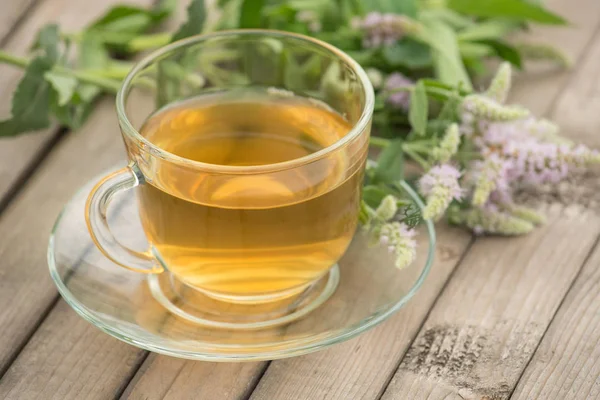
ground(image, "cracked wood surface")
xmin=0 ymin=0 xmax=599 ymax=399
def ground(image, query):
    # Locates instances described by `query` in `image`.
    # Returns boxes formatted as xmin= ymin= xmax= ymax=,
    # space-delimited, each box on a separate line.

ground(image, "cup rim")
xmin=116 ymin=29 xmax=374 ymax=174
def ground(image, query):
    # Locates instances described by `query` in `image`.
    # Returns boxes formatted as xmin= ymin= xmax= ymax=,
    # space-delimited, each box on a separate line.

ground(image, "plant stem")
xmin=404 ymin=148 xmax=429 ymax=170
xmin=0 ymin=51 xmax=29 ymax=68
xmin=67 ymin=69 xmax=121 ymax=93
xmin=128 ymin=32 xmax=172 ymax=52
xmin=0 ymin=50 xmax=122 ymax=93
xmin=369 ymin=136 xmax=391 ymax=148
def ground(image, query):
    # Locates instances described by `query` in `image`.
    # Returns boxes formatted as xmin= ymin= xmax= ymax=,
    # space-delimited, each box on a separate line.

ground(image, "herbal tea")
xmin=137 ymin=90 xmax=366 ymax=301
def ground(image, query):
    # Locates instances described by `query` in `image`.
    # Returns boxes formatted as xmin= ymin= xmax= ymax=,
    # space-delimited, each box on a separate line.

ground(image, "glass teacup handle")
xmin=85 ymin=163 xmax=163 ymax=274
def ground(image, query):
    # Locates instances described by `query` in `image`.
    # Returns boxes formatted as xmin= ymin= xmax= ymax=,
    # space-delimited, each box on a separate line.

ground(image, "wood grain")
xmin=510 ymin=238 xmax=600 ymax=400
xmin=509 ymin=25 xmax=600 ymax=400
xmin=509 ymin=0 xmax=600 ymax=117
xmin=0 ymin=0 xmax=39 ymax=43
xmin=0 ymin=0 xmax=152 ymax=377
xmin=122 ymin=354 xmax=266 ymax=400
xmin=381 ymin=206 xmax=600 ymax=399
xmin=0 ymin=301 xmax=146 ymax=400
xmin=379 ymin=0 xmax=600 ymax=397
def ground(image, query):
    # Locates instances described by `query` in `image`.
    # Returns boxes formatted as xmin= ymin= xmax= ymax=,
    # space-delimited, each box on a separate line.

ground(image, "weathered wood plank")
xmin=0 ymin=301 xmax=146 ymax=400
xmin=0 ymin=0 xmax=153 ymax=377
xmin=509 ymin=29 xmax=600 ymax=400
xmin=0 ymin=0 xmax=39 ymax=43
xmin=379 ymin=0 xmax=600 ymax=397
xmin=122 ymin=354 xmax=266 ymax=400
xmin=552 ymin=22 xmax=600 ymax=148
xmin=381 ymin=206 xmax=600 ymax=399
xmin=509 ymin=0 xmax=600 ymax=117
xmin=510 ymin=239 xmax=600 ymax=400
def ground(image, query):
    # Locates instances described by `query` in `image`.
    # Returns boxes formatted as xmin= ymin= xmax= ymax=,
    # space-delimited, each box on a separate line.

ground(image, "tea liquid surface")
xmin=137 ymin=90 xmax=363 ymax=298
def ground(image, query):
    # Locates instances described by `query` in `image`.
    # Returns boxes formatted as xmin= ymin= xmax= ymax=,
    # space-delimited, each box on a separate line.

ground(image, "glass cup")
xmin=85 ymin=30 xmax=374 ymax=307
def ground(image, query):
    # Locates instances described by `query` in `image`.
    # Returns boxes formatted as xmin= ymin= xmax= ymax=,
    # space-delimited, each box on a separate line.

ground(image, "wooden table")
xmin=1 ymin=0 xmax=599 ymax=398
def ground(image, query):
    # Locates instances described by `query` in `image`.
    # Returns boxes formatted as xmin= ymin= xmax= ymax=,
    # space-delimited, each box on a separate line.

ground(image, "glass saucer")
xmin=48 ymin=175 xmax=435 ymax=361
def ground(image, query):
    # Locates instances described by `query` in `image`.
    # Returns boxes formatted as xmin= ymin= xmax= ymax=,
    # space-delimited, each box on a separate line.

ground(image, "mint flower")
xmin=375 ymin=195 xmax=398 ymax=221
xmin=486 ymin=62 xmax=512 ymax=104
xmin=419 ymin=164 xmax=463 ymax=220
xmin=470 ymin=154 xmax=510 ymax=206
xmin=515 ymin=43 xmax=572 ymax=68
xmin=452 ymin=207 xmax=535 ymax=236
xmin=431 ymin=123 xmax=460 ymax=163
xmin=352 ymin=12 xmax=419 ymax=48
xmin=462 ymin=95 xmax=530 ymax=122
xmin=385 ymin=72 xmax=412 ymax=110
xmin=380 ymin=222 xmax=417 ymax=269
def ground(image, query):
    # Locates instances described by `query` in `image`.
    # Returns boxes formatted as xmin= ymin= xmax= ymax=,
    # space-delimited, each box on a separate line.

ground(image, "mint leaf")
xmin=409 ymin=80 xmax=428 ymax=136
xmin=45 ymin=71 xmax=77 ymax=106
xmin=457 ymin=20 xmax=516 ymax=42
xmin=448 ymin=0 xmax=567 ymax=25
xmin=481 ymin=39 xmax=523 ymax=68
xmin=240 ymin=0 xmax=265 ymax=28
xmin=32 ymin=24 xmax=60 ymax=63
xmin=172 ymin=0 xmax=206 ymax=42
xmin=383 ymin=39 xmax=432 ymax=69
xmin=419 ymin=19 xmax=473 ymax=90
xmin=77 ymin=33 xmax=108 ymax=102
xmin=92 ymin=6 xmax=153 ymax=33
xmin=51 ymin=92 xmax=95 ymax=129
xmin=0 ymin=57 xmax=53 ymax=136
xmin=374 ymin=139 xmax=404 ymax=184
xmin=79 ymin=33 xmax=109 ymax=69
xmin=152 ymin=0 xmax=178 ymax=21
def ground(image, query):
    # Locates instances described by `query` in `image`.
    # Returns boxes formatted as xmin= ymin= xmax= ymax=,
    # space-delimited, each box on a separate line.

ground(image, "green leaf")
xmin=91 ymin=6 xmax=153 ymax=33
xmin=420 ymin=9 xmax=474 ymax=29
xmin=481 ymin=39 xmax=523 ymax=68
xmin=239 ymin=0 xmax=265 ymax=28
xmin=44 ymin=71 xmax=77 ymax=106
xmin=51 ymin=92 xmax=95 ymax=129
xmin=418 ymin=19 xmax=473 ymax=90
xmin=374 ymin=139 xmax=404 ymax=184
xmin=447 ymin=0 xmax=567 ymax=25
xmin=32 ymin=24 xmax=60 ymax=63
xmin=79 ymin=33 xmax=109 ymax=69
xmin=457 ymin=20 xmax=516 ymax=41
xmin=382 ymin=39 xmax=432 ymax=69
xmin=0 ymin=57 xmax=53 ymax=136
xmin=409 ymin=80 xmax=428 ymax=136
xmin=172 ymin=0 xmax=206 ymax=42
xmin=364 ymin=0 xmax=417 ymax=17
xmin=151 ymin=0 xmax=178 ymax=20
xmin=438 ymin=93 xmax=461 ymax=121
xmin=363 ymin=185 xmax=393 ymax=209
xmin=459 ymin=41 xmax=493 ymax=58
xmin=76 ymin=33 xmax=108 ymax=102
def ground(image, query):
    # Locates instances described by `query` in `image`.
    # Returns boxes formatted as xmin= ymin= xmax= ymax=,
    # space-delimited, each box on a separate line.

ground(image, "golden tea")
xmin=136 ymin=90 xmax=366 ymax=301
